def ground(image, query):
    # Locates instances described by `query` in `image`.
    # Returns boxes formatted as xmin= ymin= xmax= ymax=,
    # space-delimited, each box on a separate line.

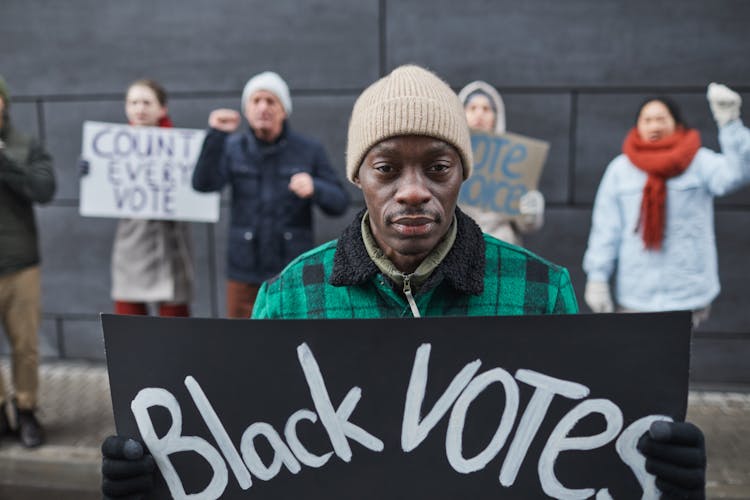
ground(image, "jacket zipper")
xmin=402 ymin=274 xmax=421 ymax=318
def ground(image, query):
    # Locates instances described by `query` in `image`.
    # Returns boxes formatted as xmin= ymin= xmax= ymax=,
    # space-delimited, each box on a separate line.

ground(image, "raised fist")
xmin=707 ymin=83 xmax=742 ymax=127
xmin=208 ymin=108 xmax=241 ymax=133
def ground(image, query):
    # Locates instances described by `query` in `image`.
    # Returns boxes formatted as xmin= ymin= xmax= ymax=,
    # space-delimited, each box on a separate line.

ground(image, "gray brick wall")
xmin=1 ymin=0 xmax=748 ymax=384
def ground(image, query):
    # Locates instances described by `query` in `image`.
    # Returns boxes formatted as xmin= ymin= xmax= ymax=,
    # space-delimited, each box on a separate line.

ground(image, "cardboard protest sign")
xmin=103 ymin=312 xmax=690 ymax=499
xmin=79 ymin=121 xmax=219 ymax=222
xmin=458 ymin=130 xmax=549 ymax=218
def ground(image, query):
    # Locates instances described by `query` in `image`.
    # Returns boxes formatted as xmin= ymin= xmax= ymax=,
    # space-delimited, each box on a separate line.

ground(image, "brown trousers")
xmin=0 ymin=266 xmax=41 ymax=409
xmin=226 ymin=280 xmax=261 ymax=319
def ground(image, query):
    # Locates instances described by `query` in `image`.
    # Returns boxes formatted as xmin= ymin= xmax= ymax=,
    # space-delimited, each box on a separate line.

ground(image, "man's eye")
xmin=429 ymin=163 xmax=450 ymax=172
xmin=375 ymin=164 xmax=393 ymax=173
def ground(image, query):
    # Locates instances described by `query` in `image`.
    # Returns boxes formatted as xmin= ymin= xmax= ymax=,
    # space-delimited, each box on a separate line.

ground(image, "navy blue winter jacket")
xmin=192 ymin=124 xmax=349 ymax=284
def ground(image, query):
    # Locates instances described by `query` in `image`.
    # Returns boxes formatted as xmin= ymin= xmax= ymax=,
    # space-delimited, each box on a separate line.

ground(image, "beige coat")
xmin=111 ymin=219 xmax=193 ymax=303
xmin=459 ymin=206 xmax=518 ymax=246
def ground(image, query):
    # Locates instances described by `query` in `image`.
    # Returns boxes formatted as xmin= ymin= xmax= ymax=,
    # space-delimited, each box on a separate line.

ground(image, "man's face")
xmin=0 ymin=96 xmax=5 ymax=128
xmin=464 ymin=94 xmax=496 ymax=133
xmin=125 ymin=84 xmax=166 ymax=127
xmin=355 ymin=136 xmax=463 ymax=273
xmin=637 ymin=100 xmax=677 ymax=142
xmin=244 ymin=90 xmax=286 ymax=140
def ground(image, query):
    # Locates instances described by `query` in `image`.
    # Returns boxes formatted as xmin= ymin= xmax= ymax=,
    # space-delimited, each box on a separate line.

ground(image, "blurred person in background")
xmin=0 ymin=74 xmax=56 ymax=447
xmin=583 ymin=84 xmax=750 ymax=327
xmin=458 ymin=81 xmax=545 ymax=246
xmin=192 ymin=71 xmax=349 ymax=318
xmin=100 ymin=79 xmax=194 ymax=317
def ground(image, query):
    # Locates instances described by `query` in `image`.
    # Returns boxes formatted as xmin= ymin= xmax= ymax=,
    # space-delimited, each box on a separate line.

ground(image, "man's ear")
xmin=353 ymin=166 xmax=362 ymax=188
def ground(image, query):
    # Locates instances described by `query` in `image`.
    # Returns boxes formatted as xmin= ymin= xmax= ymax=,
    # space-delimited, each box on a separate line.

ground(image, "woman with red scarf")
xmin=583 ymin=83 xmax=749 ymax=326
xmin=109 ymin=79 xmax=193 ymax=317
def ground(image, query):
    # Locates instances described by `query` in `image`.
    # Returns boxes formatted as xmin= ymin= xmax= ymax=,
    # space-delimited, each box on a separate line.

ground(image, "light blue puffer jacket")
xmin=583 ymin=120 xmax=750 ymax=311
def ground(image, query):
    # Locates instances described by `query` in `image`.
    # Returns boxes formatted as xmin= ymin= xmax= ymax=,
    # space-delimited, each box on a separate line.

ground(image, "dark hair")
xmin=127 ymin=79 xmax=168 ymax=106
xmin=464 ymin=89 xmax=497 ymax=114
xmin=635 ymin=96 xmax=687 ymax=128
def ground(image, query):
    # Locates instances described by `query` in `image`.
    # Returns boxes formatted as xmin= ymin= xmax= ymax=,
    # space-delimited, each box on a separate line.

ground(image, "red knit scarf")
xmin=157 ymin=116 xmax=173 ymax=128
xmin=128 ymin=116 xmax=173 ymax=128
xmin=622 ymin=126 xmax=701 ymax=249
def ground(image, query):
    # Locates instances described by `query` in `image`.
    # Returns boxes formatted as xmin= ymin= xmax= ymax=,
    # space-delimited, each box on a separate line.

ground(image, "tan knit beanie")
xmin=346 ymin=65 xmax=473 ymax=183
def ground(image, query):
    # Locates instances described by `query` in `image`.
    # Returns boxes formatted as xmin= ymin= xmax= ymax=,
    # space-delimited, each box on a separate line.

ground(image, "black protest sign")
xmin=103 ymin=312 xmax=690 ymax=499
xmin=458 ymin=130 xmax=549 ymax=218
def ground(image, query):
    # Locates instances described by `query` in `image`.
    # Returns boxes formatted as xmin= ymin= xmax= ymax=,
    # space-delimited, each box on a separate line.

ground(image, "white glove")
xmin=584 ymin=280 xmax=614 ymax=313
xmin=707 ymin=82 xmax=742 ymax=127
xmin=518 ymin=190 xmax=545 ymax=232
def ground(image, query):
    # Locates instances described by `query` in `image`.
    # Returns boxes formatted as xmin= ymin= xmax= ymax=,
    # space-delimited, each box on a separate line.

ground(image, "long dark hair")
xmin=635 ymin=96 xmax=687 ymax=128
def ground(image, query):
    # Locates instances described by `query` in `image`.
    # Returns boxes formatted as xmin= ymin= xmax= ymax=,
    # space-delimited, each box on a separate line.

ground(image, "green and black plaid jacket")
xmin=252 ymin=209 xmax=578 ymax=319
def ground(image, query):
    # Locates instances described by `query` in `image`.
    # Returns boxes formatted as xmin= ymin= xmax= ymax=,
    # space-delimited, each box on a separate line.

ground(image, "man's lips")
xmin=390 ymin=216 xmax=436 ymax=236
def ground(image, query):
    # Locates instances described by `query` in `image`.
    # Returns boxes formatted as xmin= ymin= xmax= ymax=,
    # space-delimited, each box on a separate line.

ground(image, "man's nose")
xmin=395 ymin=169 xmax=431 ymax=205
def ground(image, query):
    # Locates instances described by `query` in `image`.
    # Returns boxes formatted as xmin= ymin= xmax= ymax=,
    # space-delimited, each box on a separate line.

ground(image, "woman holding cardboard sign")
xmin=108 ymin=79 xmax=193 ymax=317
xmin=583 ymin=84 xmax=750 ymax=327
xmin=458 ymin=81 xmax=545 ymax=246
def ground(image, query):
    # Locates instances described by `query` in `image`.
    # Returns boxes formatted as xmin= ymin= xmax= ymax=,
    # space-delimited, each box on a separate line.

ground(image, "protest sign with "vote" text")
xmin=79 ymin=121 xmax=219 ymax=222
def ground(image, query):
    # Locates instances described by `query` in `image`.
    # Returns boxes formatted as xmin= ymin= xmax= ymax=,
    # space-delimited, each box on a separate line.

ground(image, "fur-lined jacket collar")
xmin=330 ymin=207 xmax=486 ymax=296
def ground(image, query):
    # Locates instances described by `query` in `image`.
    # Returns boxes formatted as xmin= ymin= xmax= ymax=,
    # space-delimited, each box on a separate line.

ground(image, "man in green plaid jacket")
xmin=102 ymin=65 xmax=708 ymax=500
xmin=252 ymin=65 xmax=578 ymax=319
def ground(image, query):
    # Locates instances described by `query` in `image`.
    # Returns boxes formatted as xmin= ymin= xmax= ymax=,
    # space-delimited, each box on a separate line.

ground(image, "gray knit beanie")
xmin=346 ymin=65 xmax=473 ymax=183
xmin=241 ymin=71 xmax=292 ymax=116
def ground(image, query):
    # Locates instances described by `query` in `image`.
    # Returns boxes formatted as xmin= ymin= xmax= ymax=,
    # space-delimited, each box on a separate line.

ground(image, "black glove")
xmin=101 ymin=435 xmax=156 ymax=499
xmin=78 ymin=157 xmax=90 ymax=176
xmin=637 ymin=421 xmax=706 ymax=500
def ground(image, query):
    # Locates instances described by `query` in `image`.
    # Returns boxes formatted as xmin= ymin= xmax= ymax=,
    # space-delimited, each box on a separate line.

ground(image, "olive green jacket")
xmin=0 ymin=121 xmax=56 ymax=276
